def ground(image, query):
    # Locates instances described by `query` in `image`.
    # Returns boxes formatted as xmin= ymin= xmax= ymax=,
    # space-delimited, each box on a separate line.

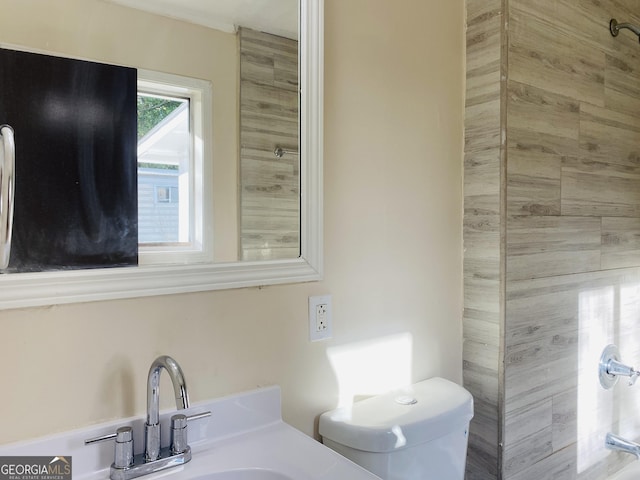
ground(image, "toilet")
xmin=318 ymin=377 xmax=474 ymax=480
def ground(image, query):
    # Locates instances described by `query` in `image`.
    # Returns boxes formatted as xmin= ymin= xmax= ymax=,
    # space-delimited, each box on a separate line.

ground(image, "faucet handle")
xmin=170 ymin=415 xmax=188 ymax=455
xmin=169 ymin=411 xmax=211 ymax=455
xmin=114 ymin=427 xmax=134 ymax=468
xmin=85 ymin=426 xmax=134 ymax=469
xmin=186 ymin=411 xmax=211 ymax=422
xmin=85 ymin=432 xmax=118 ymax=444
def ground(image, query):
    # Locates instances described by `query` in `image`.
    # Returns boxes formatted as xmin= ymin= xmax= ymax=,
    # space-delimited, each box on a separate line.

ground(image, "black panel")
xmin=0 ymin=48 xmax=137 ymax=272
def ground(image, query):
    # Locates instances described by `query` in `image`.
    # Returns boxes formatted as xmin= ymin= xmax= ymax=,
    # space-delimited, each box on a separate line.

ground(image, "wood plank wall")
xmin=239 ymin=27 xmax=300 ymax=261
xmin=465 ymin=0 xmax=640 ymax=479
xmin=464 ymin=1 xmax=504 ymax=478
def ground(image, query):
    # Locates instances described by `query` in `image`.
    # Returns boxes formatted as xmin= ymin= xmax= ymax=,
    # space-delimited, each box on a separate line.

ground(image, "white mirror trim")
xmin=0 ymin=0 xmax=323 ymax=310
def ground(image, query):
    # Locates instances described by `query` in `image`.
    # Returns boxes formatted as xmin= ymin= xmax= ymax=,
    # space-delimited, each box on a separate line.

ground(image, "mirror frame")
xmin=0 ymin=0 xmax=323 ymax=310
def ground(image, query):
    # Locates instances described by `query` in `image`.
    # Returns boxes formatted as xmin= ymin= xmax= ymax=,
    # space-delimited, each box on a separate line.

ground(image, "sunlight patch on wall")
xmin=577 ymin=286 xmax=614 ymax=473
xmin=326 ymin=333 xmax=413 ymax=407
xmin=618 ymin=283 xmax=640 ymax=440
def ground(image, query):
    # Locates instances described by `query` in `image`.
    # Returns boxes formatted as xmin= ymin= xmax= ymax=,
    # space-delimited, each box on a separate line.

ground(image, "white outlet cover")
xmin=309 ymin=295 xmax=332 ymax=341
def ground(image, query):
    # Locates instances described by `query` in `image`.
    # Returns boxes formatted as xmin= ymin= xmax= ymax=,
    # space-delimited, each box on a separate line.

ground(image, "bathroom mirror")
xmin=0 ymin=0 xmax=323 ymax=309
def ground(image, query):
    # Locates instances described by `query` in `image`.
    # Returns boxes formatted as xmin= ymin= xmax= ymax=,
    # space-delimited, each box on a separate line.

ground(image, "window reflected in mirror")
xmin=136 ymin=71 xmax=212 ymax=266
xmin=138 ymin=92 xmax=188 ymax=245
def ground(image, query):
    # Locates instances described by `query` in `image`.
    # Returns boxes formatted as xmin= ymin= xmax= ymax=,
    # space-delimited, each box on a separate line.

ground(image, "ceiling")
xmin=106 ymin=0 xmax=299 ymax=39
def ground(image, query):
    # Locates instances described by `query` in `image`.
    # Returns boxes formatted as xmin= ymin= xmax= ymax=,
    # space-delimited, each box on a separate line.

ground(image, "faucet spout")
xmin=605 ymin=432 xmax=640 ymax=459
xmin=145 ymin=355 xmax=189 ymax=462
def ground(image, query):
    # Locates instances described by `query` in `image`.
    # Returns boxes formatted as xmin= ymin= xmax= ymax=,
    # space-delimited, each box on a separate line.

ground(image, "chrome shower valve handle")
xmin=599 ymin=344 xmax=640 ymax=389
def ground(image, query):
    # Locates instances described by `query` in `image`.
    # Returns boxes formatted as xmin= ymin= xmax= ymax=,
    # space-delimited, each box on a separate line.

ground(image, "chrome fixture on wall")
xmin=599 ymin=344 xmax=640 ymax=389
xmin=610 ymin=19 xmax=640 ymax=42
xmin=84 ymin=356 xmax=211 ymax=480
xmin=605 ymin=432 xmax=640 ymax=459
xmin=274 ymin=146 xmax=299 ymax=158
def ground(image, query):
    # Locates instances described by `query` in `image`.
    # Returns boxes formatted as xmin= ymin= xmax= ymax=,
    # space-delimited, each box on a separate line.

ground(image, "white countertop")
xmin=0 ymin=386 xmax=381 ymax=480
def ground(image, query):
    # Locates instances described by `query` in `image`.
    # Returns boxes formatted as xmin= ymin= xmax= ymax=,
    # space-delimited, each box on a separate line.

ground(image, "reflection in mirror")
xmin=238 ymin=27 xmax=299 ymax=261
xmin=1 ymin=0 xmax=300 ymax=266
xmin=110 ymin=0 xmax=301 ymax=263
xmin=0 ymin=0 xmax=322 ymax=308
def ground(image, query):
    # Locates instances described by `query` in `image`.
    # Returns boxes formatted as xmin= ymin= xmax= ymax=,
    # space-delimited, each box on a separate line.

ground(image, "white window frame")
xmin=137 ymin=70 xmax=213 ymax=265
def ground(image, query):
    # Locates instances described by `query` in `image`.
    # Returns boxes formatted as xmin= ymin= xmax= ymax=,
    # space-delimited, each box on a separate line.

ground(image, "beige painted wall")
xmin=0 ymin=0 xmax=464 ymax=445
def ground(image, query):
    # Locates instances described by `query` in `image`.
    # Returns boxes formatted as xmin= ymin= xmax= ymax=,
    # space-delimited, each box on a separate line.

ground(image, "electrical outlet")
xmin=316 ymin=303 xmax=328 ymax=331
xmin=309 ymin=295 xmax=332 ymax=341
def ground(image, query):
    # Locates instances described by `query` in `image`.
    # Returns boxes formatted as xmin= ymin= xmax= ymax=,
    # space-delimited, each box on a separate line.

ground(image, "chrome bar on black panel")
xmin=0 ymin=125 xmax=15 ymax=270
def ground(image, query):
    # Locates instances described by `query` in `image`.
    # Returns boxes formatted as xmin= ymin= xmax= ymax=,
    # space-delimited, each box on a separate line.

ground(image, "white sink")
xmin=0 ymin=386 xmax=381 ymax=480
xmin=192 ymin=469 xmax=292 ymax=480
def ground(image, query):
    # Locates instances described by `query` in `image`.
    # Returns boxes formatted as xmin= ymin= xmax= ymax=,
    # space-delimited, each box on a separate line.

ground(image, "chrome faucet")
xmin=599 ymin=345 xmax=640 ymax=389
xmin=605 ymin=432 xmax=640 ymax=458
xmin=85 ymin=355 xmax=210 ymax=480
xmin=145 ymin=355 xmax=190 ymax=461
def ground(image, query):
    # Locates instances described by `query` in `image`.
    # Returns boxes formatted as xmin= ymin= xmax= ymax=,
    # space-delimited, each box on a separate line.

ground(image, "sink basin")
xmin=0 ymin=385 xmax=381 ymax=480
xmin=192 ymin=469 xmax=292 ymax=480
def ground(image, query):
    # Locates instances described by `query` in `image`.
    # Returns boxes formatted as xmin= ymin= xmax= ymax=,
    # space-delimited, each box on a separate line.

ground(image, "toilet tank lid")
xmin=318 ymin=377 xmax=474 ymax=453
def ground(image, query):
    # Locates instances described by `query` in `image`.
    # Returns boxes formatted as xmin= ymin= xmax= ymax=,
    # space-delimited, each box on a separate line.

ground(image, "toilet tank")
xmin=319 ymin=377 xmax=474 ymax=480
